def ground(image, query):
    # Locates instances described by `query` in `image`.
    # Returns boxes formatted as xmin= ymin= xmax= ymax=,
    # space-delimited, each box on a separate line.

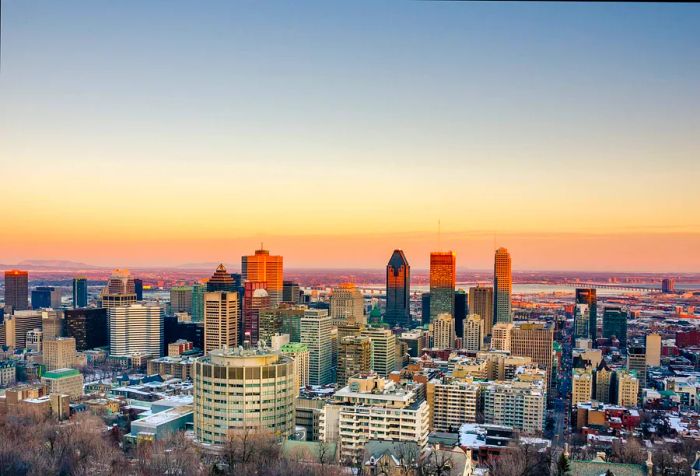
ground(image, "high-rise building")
xmin=594 ymin=362 xmax=614 ymax=404
xmin=4 ymin=270 xmax=29 ymax=312
xmin=385 ymin=250 xmax=411 ymax=329
xmin=616 ymin=370 xmax=640 ymax=407
xmin=301 ymin=309 xmax=333 ymax=385
xmin=4 ymin=311 xmax=42 ymax=348
xmin=330 ymin=283 xmax=365 ymax=327
xmin=31 ymin=286 xmax=61 ymax=309
xmin=576 ymin=289 xmax=597 ymax=345
xmin=429 ymin=252 xmax=456 ymax=322
xmin=572 ymin=368 xmax=593 ymax=405
xmin=454 ymin=290 xmax=467 ymax=338
xmin=646 ymin=333 xmax=661 ymax=367
xmin=193 ymin=347 xmax=295 ymax=444
xmin=100 ymin=269 xmax=137 ymax=308
xmin=282 ymin=281 xmax=301 ymax=303
xmin=108 ymin=304 xmax=164 ymax=357
xmin=511 ymin=323 xmax=554 ymax=388
xmin=43 ymin=337 xmax=77 ymax=371
xmin=337 ymin=335 xmax=371 ymax=387
xmin=64 ymin=308 xmax=108 ymax=351
xmin=41 ymin=310 xmax=65 ymax=339
xmin=463 ymin=314 xmax=484 ymax=352
xmin=493 ymin=247 xmax=512 ymax=325
xmin=662 ymin=278 xmax=676 ymax=294
xmin=279 ymin=305 xmax=306 ymax=343
xmin=280 ymin=342 xmax=310 ymax=391
xmin=627 ymin=345 xmax=647 ymax=391
xmin=427 ymin=379 xmax=480 ymax=432
xmin=170 ymin=286 xmax=193 ymax=314
xmin=243 ymin=283 xmax=270 ymax=345
xmin=206 ymin=264 xmax=236 ymax=292
xmin=602 ymin=306 xmax=628 ymax=347
xmin=72 ymin=277 xmax=88 ymax=308
xmin=483 ymin=380 xmax=545 ymax=433
xmin=191 ymin=283 xmax=206 ymax=322
xmin=203 ymin=291 xmax=239 ymax=353
xmin=469 ymin=285 xmax=494 ymax=336
xmin=431 ymin=313 xmax=455 ymax=349
xmin=26 ymin=328 xmax=43 ymax=352
xmin=360 ymin=327 xmax=397 ymax=377
xmin=134 ymin=278 xmax=144 ymax=300
xmin=242 ymin=247 xmax=284 ymax=306
xmin=421 ymin=293 xmax=431 ymax=326
xmin=491 ymin=323 xmax=513 ymax=352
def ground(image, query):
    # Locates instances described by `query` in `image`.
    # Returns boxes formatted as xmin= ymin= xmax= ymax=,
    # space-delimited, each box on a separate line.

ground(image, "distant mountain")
xmin=15 ymin=259 xmax=102 ymax=269
xmin=175 ymin=262 xmax=237 ymax=270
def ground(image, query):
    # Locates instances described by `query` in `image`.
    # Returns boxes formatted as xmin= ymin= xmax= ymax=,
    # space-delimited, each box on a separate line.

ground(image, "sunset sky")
xmin=1 ymin=2 xmax=699 ymax=271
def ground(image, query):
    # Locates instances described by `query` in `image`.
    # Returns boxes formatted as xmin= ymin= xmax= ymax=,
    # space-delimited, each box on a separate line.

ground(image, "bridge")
xmin=559 ymin=282 xmax=661 ymax=293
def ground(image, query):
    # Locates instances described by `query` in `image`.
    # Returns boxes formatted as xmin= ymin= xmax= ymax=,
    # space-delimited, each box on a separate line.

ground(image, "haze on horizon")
xmin=1 ymin=2 xmax=699 ymax=272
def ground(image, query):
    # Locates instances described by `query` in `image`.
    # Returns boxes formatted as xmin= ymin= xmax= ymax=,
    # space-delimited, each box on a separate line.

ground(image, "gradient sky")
xmin=1 ymin=1 xmax=699 ymax=271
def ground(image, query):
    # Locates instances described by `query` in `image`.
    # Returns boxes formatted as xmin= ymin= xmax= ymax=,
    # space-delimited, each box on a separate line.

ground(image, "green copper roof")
xmin=281 ymin=343 xmax=308 ymax=352
xmin=370 ymin=306 xmax=382 ymax=318
xmin=43 ymin=368 xmax=80 ymax=379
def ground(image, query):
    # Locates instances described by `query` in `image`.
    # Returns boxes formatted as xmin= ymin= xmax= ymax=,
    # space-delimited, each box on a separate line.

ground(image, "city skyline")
xmin=1 ymin=2 xmax=699 ymax=272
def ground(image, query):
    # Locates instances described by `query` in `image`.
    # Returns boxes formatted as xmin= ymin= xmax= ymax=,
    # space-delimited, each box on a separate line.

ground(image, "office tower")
xmin=72 ymin=277 xmax=88 ymax=308
xmin=279 ymin=305 xmax=306 ymax=343
xmin=493 ymin=247 xmax=512 ymax=325
xmin=243 ymin=283 xmax=270 ymax=345
xmin=259 ymin=309 xmax=282 ymax=346
xmin=43 ymin=337 xmax=77 ymax=371
xmin=616 ymin=370 xmax=640 ymax=407
xmin=429 ymin=252 xmax=456 ymax=322
xmin=469 ymin=285 xmax=494 ymax=336
xmin=108 ymin=304 xmax=164 ymax=357
xmin=385 ymin=250 xmax=411 ymax=329
xmin=337 ymin=335 xmax=371 ymax=386
xmin=100 ymin=269 xmax=137 ymax=308
xmin=572 ymin=368 xmax=593 ymax=405
xmin=280 ymin=342 xmax=310 ymax=390
xmin=242 ymin=247 xmax=284 ymax=306
xmin=4 ymin=270 xmax=29 ymax=312
xmin=206 ymin=264 xmax=236 ymax=292
xmin=203 ymin=291 xmax=239 ymax=353
xmin=454 ymin=290 xmax=467 ymax=338
xmin=337 ymin=321 xmax=364 ymax=341
xmin=463 ymin=314 xmax=484 ymax=352
xmin=41 ymin=368 xmax=84 ymax=399
xmin=330 ymin=283 xmax=365 ymax=327
xmin=64 ymin=308 xmax=108 ymax=351
xmin=325 ymin=374 xmax=429 ymax=463
xmin=627 ymin=345 xmax=647 ymax=390
xmin=594 ymin=362 xmax=613 ymax=404
xmin=170 ymin=286 xmax=193 ymax=314
xmin=26 ymin=329 xmax=43 ymax=352
xmin=482 ymin=380 xmax=545 ymax=434
xmin=662 ymin=278 xmax=676 ymax=293
xmin=431 ymin=313 xmax=455 ymax=349
xmin=4 ymin=311 xmax=42 ymax=348
xmin=134 ymin=279 xmax=144 ymax=300
xmin=193 ymin=347 xmax=295 ymax=444
xmin=511 ymin=323 xmax=554 ymax=388
xmin=646 ymin=333 xmax=661 ymax=367
xmin=163 ymin=315 xmax=204 ymax=350
xmin=282 ymin=281 xmax=301 ymax=303
xmin=32 ymin=286 xmax=60 ymax=309
xmin=421 ymin=293 xmax=431 ymax=326
xmin=491 ymin=323 xmax=513 ymax=352
xmin=41 ymin=310 xmax=65 ymax=339
xmin=191 ymin=283 xmax=206 ymax=322
xmin=360 ymin=327 xmax=397 ymax=377
xmin=301 ymin=309 xmax=333 ymax=385
xmin=427 ymin=379 xmax=480 ymax=431
xmin=602 ymin=306 xmax=628 ymax=347
xmin=576 ymin=288 xmax=597 ymax=345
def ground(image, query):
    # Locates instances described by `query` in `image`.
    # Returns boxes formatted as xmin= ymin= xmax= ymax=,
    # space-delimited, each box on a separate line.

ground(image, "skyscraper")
xmin=301 ymin=309 xmax=333 ymax=385
xmin=191 ymin=283 xmax=206 ymax=322
xmin=72 ymin=277 xmax=88 ymax=308
xmin=170 ymin=286 xmax=193 ymax=314
xmin=463 ymin=314 xmax=484 ymax=352
xmin=493 ymin=247 xmax=512 ymax=325
xmin=31 ymin=286 xmax=59 ymax=309
xmin=469 ymin=285 xmax=494 ymax=336
xmin=337 ymin=335 xmax=371 ymax=386
xmin=662 ymin=278 xmax=676 ymax=293
xmin=282 ymin=281 xmax=301 ymax=303
xmin=421 ymin=293 xmax=431 ymax=326
xmin=576 ymin=288 xmax=597 ymax=345
xmin=361 ymin=327 xmax=397 ymax=377
xmin=385 ymin=250 xmax=411 ymax=329
xmin=454 ymin=290 xmax=467 ymax=338
xmin=431 ymin=313 xmax=455 ymax=349
xmin=602 ymin=306 xmax=628 ymax=347
xmin=100 ymin=269 xmax=137 ymax=308
xmin=510 ymin=323 xmax=554 ymax=388
xmin=243 ymin=282 xmax=270 ymax=345
xmin=203 ymin=291 xmax=239 ymax=353
xmin=646 ymin=333 xmax=661 ymax=367
xmin=4 ymin=270 xmax=29 ymax=312
xmin=206 ymin=264 xmax=236 ymax=292
xmin=108 ymin=304 xmax=163 ymax=357
xmin=330 ymin=283 xmax=365 ymax=327
xmin=429 ymin=251 xmax=456 ymax=322
xmin=134 ymin=278 xmax=144 ymax=300
xmin=64 ymin=308 xmax=108 ymax=351
xmin=242 ymin=247 xmax=284 ymax=306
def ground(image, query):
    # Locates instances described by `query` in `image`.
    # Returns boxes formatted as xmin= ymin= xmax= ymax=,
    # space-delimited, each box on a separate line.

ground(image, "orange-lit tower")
xmin=241 ymin=247 xmax=283 ymax=307
xmin=4 ymin=270 xmax=29 ymax=312
xmin=493 ymin=247 xmax=512 ymax=324
xmin=429 ymin=252 xmax=456 ymax=323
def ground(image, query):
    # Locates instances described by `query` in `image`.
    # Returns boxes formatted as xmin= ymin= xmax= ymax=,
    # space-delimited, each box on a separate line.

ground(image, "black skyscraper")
xmin=65 ymin=308 xmax=108 ymax=351
xmin=385 ymin=250 xmax=411 ymax=329
xmin=454 ymin=290 xmax=467 ymax=338
xmin=134 ymin=279 xmax=144 ymax=300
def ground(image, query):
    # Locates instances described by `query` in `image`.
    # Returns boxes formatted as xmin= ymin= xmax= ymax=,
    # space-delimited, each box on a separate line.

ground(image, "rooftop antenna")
xmin=438 ymin=219 xmax=442 ymax=251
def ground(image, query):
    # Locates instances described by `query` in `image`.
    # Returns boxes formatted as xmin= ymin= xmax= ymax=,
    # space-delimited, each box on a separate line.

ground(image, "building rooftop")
xmin=43 ymin=368 xmax=81 ymax=379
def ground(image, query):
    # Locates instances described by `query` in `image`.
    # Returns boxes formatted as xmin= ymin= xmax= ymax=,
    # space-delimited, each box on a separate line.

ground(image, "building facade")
xmin=493 ymin=247 xmax=512 ymax=325
xmin=301 ymin=309 xmax=333 ymax=385
xmin=469 ymin=285 xmax=494 ymax=337
xmin=108 ymin=304 xmax=163 ymax=357
xmin=242 ymin=248 xmax=284 ymax=307
xmin=385 ymin=250 xmax=411 ymax=329
xmin=429 ymin=252 xmax=456 ymax=322
xmin=203 ymin=291 xmax=239 ymax=353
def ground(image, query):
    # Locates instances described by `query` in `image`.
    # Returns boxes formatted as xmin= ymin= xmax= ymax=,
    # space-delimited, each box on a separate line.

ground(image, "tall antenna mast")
xmin=438 ymin=219 xmax=442 ymax=251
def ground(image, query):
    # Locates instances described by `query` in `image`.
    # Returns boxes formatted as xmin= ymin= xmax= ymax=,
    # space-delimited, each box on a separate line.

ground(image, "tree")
xmin=555 ymin=452 xmax=571 ymax=476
